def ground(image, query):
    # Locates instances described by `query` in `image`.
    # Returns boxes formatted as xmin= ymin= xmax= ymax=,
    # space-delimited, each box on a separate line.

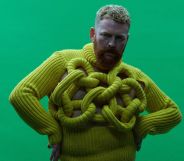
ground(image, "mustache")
xmin=105 ymin=48 xmax=117 ymax=53
xmin=100 ymin=49 xmax=117 ymax=54
xmin=101 ymin=49 xmax=120 ymax=58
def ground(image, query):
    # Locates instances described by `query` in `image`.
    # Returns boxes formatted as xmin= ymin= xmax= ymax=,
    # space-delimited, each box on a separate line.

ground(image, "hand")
xmin=134 ymin=133 xmax=142 ymax=151
xmin=48 ymin=144 xmax=61 ymax=161
xmin=133 ymin=130 xmax=142 ymax=151
xmin=132 ymin=115 xmax=147 ymax=151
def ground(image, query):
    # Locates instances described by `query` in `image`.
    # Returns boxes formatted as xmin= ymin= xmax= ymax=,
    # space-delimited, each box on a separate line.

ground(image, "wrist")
xmin=48 ymin=130 xmax=62 ymax=145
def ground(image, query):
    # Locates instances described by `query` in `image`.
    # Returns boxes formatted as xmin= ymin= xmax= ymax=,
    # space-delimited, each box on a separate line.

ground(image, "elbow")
xmin=9 ymin=90 xmax=18 ymax=105
xmin=9 ymin=87 xmax=24 ymax=106
xmin=174 ymin=103 xmax=182 ymax=124
xmin=177 ymin=108 xmax=182 ymax=124
xmin=168 ymin=100 xmax=182 ymax=125
xmin=172 ymin=105 xmax=182 ymax=127
xmin=172 ymin=110 xmax=182 ymax=131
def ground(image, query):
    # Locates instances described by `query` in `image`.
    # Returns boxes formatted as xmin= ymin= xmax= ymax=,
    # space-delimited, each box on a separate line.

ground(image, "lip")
xmin=103 ymin=54 xmax=116 ymax=64
xmin=104 ymin=55 xmax=114 ymax=60
xmin=105 ymin=52 xmax=115 ymax=57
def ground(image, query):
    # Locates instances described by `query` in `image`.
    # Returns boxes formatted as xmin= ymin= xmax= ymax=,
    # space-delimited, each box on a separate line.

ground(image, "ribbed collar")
xmin=82 ymin=43 xmax=136 ymax=78
xmin=82 ymin=43 xmax=97 ymax=66
xmin=82 ymin=43 xmax=122 ymax=70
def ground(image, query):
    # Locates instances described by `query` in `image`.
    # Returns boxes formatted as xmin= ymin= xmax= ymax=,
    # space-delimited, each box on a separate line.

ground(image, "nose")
xmin=108 ymin=37 xmax=115 ymax=48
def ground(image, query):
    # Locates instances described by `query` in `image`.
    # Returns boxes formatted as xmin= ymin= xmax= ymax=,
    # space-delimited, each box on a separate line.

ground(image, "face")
xmin=90 ymin=18 xmax=129 ymax=71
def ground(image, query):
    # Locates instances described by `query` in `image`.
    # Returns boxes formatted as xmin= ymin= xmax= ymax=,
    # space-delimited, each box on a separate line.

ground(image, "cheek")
xmin=118 ymin=42 xmax=127 ymax=52
xmin=96 ymin=37 xmax=107 ymax=48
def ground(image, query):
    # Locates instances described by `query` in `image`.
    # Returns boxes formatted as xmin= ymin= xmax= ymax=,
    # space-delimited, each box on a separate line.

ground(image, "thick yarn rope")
xmin=50 ymin=58 xmax=147 ymax=132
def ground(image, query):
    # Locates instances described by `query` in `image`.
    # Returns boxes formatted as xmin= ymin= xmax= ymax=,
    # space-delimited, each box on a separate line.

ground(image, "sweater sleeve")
xmin=9 ymin=51 xmax=66 ymax=144
xmin=134 ymin=70 xmax=182 ymax=139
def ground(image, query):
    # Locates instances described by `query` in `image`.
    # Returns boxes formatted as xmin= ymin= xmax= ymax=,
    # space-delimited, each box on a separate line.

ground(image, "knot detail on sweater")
xmin=50 ymin=58 xmax=147 ymax=132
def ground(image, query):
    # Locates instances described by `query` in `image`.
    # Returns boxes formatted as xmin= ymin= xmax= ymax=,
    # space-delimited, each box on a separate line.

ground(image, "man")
xmin=9 ymin=4 xmax=182 ymax=161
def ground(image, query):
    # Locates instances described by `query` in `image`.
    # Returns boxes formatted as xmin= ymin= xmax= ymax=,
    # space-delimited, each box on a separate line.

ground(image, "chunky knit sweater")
xmin=9 ymin=43 xmax=182 ymax=161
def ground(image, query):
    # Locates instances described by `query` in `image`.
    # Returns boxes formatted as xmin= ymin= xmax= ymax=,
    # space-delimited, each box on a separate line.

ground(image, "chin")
xmin=104 ymin=61 xmax=117 ymax=68
xmin=97 ymin=59 xmax=117 ymax=71
xmin=100 ymin=64 xmax=115 ymax=71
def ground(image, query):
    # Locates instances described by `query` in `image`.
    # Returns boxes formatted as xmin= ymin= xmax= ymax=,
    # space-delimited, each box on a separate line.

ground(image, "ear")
xmin=90 ymin=27 xmax=95 ymax=42
xmin=127 ymin=33 xmax=129 ymax=42
xmin=124 ymin=33 xmax=130 ymax=46
xmin=122 ymin=33 xmax=130 ymax=53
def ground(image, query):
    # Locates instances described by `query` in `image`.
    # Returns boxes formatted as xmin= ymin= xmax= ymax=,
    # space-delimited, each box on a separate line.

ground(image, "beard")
xmin=95 ymin=48 xmax=122 ymax=70
xmin=100 ymin=52 xmax=118 ymax=65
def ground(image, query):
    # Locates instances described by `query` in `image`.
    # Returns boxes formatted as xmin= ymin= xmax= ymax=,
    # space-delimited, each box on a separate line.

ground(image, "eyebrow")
xmin=121 ymin=33 xmax=129 ymax=36
xmin=101 ymin=31 xmax=128 ymax=36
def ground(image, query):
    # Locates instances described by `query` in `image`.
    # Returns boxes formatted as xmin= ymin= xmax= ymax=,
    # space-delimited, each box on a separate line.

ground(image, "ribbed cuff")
xmin=134 ymin=107 xmax=182 ymax=140
xmin=48 ymin=130 xmax=62 ymax=145
xmin=134 ymin=115 xmax=154 ymax=139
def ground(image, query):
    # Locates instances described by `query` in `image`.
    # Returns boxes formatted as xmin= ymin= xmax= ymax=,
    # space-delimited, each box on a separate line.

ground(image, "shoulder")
xmin=123 ymin=62 xmax=141 ymax=71
xmin=54 ymin=48 xmax=83 ymax=57
xmin=121 ymin=62 xmax=151 ymax=89
xmin=121 ymin=62 xmax=143 ymax=77
xmin=47 ymin=49 xmax=82 ymax=64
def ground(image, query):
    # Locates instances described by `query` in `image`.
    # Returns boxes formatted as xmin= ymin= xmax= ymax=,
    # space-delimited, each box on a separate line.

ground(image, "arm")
xmin=134 ymin=70 xmax=182 ymax=140
xmin=9 ymin=51 xmax=66 ymax=144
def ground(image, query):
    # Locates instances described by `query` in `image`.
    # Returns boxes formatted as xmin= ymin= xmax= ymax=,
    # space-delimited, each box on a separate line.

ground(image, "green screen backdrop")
xmin=0 ymin=0 xmax=183 ymax=161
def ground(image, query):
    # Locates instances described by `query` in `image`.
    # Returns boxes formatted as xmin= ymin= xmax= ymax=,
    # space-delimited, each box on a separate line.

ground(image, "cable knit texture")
xmin=9 ymin=43 xmax=182 ymax=161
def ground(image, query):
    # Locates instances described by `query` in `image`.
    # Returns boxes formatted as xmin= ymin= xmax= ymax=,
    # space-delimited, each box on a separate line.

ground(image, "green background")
xmin=0 ymin=0 xmax=183 ymax=161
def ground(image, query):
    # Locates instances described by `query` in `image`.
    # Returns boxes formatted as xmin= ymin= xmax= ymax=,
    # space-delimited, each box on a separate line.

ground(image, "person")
xmin=9 ymin=4 xmax=182 ymax=161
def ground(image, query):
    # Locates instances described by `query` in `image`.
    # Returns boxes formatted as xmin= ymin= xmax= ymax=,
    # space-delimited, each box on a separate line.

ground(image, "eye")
xmin=101 ymin=33 xmax=111 ymax=38
xmin=116 ymin=35 xmax=126 ymax=41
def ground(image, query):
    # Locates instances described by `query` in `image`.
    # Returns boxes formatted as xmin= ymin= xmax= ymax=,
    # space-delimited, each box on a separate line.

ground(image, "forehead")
xmin=96 ymin=18 xmax=129 ymax=34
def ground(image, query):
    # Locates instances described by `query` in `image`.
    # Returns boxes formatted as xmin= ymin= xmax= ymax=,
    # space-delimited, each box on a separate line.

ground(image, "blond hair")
xmin=95 ymin=4 xmax=130 ymax=26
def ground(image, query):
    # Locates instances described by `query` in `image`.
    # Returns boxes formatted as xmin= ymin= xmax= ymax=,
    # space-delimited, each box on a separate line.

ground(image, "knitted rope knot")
xmin=50 ymin=58 xmax=147 ymax=131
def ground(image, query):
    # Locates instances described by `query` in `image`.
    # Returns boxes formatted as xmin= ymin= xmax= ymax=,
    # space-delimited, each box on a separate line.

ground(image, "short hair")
xmin=95 ymin=4 xmax=130 ymax=27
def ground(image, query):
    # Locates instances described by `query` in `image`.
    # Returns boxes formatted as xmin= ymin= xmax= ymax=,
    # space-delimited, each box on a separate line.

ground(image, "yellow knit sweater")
xmin=9 ymin=43 xmax=182 ymax=161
